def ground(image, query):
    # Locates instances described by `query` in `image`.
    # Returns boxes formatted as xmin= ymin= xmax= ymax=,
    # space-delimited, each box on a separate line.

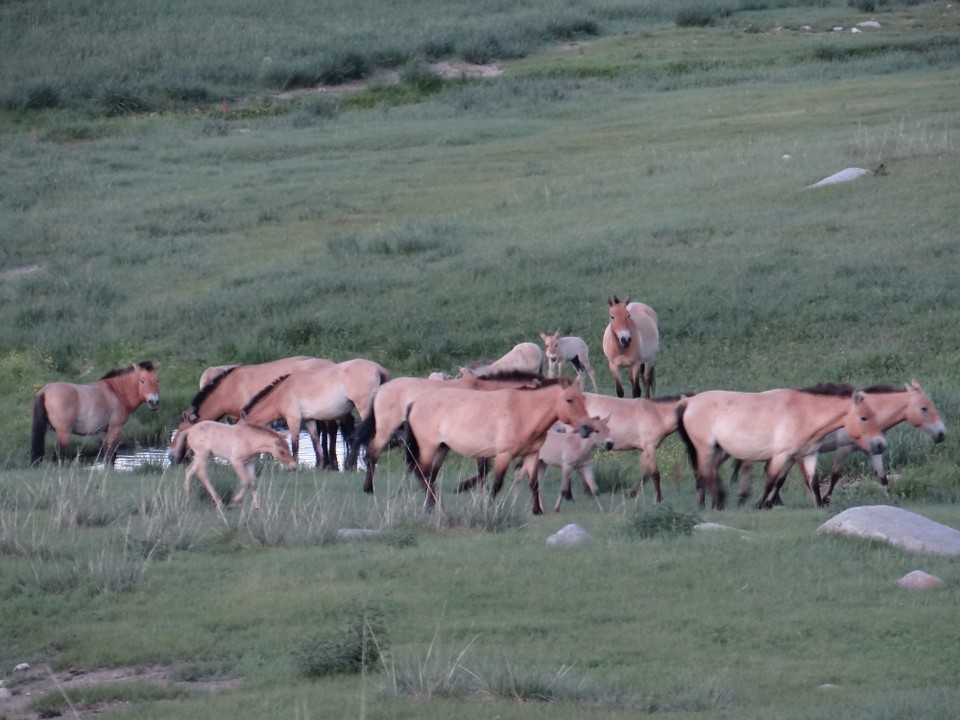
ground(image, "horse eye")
xmin=860 ymin=416 xmax=868 ymax=422
xmin=921 ymin=406 xmax=928 ymax=413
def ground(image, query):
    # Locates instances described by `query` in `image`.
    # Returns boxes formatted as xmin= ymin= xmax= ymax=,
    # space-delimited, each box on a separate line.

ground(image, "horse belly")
xmin=300 ymin=387 xmax=353 ymax=420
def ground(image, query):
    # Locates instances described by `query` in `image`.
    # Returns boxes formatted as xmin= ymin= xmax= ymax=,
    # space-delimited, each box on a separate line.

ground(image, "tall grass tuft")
xmin=293 ymin=601 xmax=389 ymax=678
xmin=623 ymin=503 xmax=701 ymax=539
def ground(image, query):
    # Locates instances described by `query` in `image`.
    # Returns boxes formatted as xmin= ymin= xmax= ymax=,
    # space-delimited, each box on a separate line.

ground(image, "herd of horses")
xmin=29 ymin=296 xmax=947 ymax=514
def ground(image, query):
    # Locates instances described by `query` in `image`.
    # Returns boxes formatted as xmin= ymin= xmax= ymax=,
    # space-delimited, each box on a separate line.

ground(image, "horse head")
xmin=607 ymin=296 xmax=634 ymax=349
xmin=556 ymin=380 xmax=596 ymax=439
xmin=591 ymin=414 xmax=615 ymax=451
xmin=843 ymin=391 xmax=888 ymax=457
xmin=131 ymin=361 xmax=160 ymax=410
xmin=540 ymin=330 xmax=562 ymax=364
xmin=904 ymin=379 xmax=946 ymax=443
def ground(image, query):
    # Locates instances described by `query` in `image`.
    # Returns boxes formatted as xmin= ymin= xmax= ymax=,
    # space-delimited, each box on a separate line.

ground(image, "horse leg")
xmin=644 ymin=364 xmax=656 ymax=399
xmin=734 ymin=460 xmax=752 ymax=506
xmin=227 ymin=459 xmax=250 ymax=509
xmin=516 ymin=454 xmax=543 ymax=515
xmin=338 ymin=414 xmax=357 ymax=470
xmin=102 ymin=425 xmax=123 ymax=466
xmin=797 ymin=454 xmax=824 ymax=508
xmin=822 ymin=445 xmax=855 ymax=503
xmin=302 ymin=420 xmax=322 ymax=467
xmin=580 ymin=465 xmax=605 ymax=512
xmin=630 ymin=364 xmax=642 ymax=399
xmin=456 ymin=458 xmax=490 ymax=493
xmin=608 ymin=362 xmax=625 ymax=398
xmin=54 ymin=428 xmax=71 ymax=464
xmin=757 ymin=457 xmax=793 ymax=509
xmin=490 ymin=456 xmax=514 ymax=497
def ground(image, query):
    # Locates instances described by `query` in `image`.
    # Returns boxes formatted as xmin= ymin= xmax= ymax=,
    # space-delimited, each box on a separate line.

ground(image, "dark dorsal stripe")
xmin=241 ymin=374 xmax=290 ymax=416
xmin=100 ymin=359 xmax=158 ymax=381
xmin=797 ymin=382 xmax=855 ymax=397
xmin=863 ymin=384 xmax=902 ymax=394
xmin=191 ymin=365 xmax=241 ymax=411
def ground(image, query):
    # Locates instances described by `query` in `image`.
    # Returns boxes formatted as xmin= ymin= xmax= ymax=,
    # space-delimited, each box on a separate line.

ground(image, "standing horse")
xmin=602 ymin=296 xmax=659 ymax=398
xmin=582 ymin=392 xmax=690 ymax=502
xmin=465 ymin=342 xmax=544 ymax=378
xmin=512 ymin=415 xmax=613 ymax=513
xmin=676 ymin=384 xmax=888 ymax=510
xmin=178 ymin=356 xmax=346 ymax=468
xmin=346 ymin=370 xmax=545 ymax=495
xmin=169 ymin=416 xmax=296 ymax=513
xmin=403 ymin=378 xmax=596 ymax=514
xmin=240 ymin=358 xmax=391 ymax=461
xmin=31 ymin=361 xmax=160 ymax=465
xmin=540 ymin=330 xmax=599 ymax=392
xmin=732 ymin=380 xmax=946 ymax=505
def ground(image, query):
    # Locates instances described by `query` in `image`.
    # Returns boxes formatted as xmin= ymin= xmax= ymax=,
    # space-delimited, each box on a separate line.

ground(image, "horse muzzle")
xmin=604 ymin=439 xmax=614 ymax=451
xmin=927 ymin=422 xmax=946 ymax=444
xmin=147 ymin=395 xmax=160 ymax=410
xmin=617 ymin=333 xmax=632 ymax=349
xmin=869 ymin=437 xmax=887 ymax=456
xmin=577 ymin=423 xmax=593 ymax=439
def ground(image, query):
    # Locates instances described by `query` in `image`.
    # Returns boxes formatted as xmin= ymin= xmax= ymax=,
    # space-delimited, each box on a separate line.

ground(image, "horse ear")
xmin=574 ymin=374 xmax=584 ymax=390
xmin=553 ymin=329 xmax=561 ymax=338
xmin=909 ymin=379 xmax=921 ymax=391
xmin=539 ymin=332 xmax=548 ymax=341
xmin=239 ymin=411 xmax=248 ymax=423
xmin=181 ymin=410 xmax=191 ymax=422
xmin=608 ymin=296 xmax=616 ymax=306
xmin=624 ymin=296 xmax=632 ymax=305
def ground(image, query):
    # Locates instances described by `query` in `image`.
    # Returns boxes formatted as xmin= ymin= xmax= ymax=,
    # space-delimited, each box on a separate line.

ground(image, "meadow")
xmin=1 ymin=0 xmax=960 ymax=716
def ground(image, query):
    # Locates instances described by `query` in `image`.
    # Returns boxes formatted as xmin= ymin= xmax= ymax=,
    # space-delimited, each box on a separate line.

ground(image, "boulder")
xmin=546 ymin=523 xmax=594 ymax=547
xmin=896 ymin=570 xmax=944 ymax=589
xmin=336 ymin=528 xmax=380 ymax=542
xmin=807 ymin=167 xmax=869 ymax=188
xmin=817 ymin=505 xmax=960 ymax=557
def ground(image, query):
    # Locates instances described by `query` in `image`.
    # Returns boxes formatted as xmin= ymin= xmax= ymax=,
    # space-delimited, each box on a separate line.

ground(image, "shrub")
xmin=623 ymin=503 xmax=701 ymax=539
xmin=293 ymin=603 xmax=389 ymax=678
xmin=675 ymin=2 xmax=735 ymax=27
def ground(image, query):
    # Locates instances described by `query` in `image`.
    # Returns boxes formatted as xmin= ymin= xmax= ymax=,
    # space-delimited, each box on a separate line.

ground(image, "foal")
xmin=540 ymin=330 xmax=599 ymax=392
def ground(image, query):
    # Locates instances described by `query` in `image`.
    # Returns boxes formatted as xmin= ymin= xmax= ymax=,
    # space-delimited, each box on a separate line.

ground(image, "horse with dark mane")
xmin=31 ymin=361 xmax=160 ymax=465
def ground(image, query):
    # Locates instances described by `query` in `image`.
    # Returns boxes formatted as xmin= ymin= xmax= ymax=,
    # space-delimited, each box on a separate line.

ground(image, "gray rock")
xmin=897 ymin=570 xmax=944 ymax=589
xmin=817 ymin=505 xmax=960 ymax=557
xmin=336 ymin=528 xmax=380 ymax=542
xmin=546 ymin=523 xmax=594 ymax=547
xmin=807 ymin=167 xmax=869 ymax=188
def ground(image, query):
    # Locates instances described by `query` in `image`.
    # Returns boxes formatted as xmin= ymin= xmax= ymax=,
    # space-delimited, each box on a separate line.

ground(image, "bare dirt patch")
xmin=1 ymin=663 xmax=242 ymax=719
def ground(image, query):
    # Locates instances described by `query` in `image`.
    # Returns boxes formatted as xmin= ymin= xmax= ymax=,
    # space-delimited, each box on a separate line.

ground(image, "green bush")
xmin=623 ymin=503 xmax=701 ymax=539
xmin=293 ymin=603 xmax=389 ymax=678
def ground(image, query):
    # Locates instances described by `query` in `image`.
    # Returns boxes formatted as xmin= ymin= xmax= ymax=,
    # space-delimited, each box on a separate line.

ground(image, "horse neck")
xmin=100 ymin=373 xmax=142 ymax=414
xmin=799 ymin=393 xmax=863 ymax=436
xmin=195 ymin=380 xmax=243 ymax=421
xmin=863 ymin=391 xmax=909 ymax=430
xmin=648 ymin=399 xmax=682 ymax=436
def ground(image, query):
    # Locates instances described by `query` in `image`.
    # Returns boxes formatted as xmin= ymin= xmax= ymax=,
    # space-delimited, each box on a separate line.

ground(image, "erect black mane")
xmin=100 ymin=360 xmax=157 ymax=380
xmin=190 ymin=365 xmax=240 ymax=411
xmin=649 ymin=393 xmax=692 ymax=403
xmin=241 ymin=374 xmax=290 ymax=416
xmin=797 ymin=382 xmax=855 ymax=397
xmin=471 ymin=369 xmax=546 ymax=383
xmin=863 ymin=384 xmax=902 ymax=394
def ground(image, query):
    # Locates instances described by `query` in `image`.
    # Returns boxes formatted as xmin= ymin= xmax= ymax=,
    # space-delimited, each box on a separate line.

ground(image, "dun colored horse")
xmin=180 ymin=356 xmax=347 ymax=468
xmin=169 ymin=416 xmax=295 ymax=513
xmin=346 ymin=370 xmax=545 ymax=495
xmin=240 ymin=358 xmax=390 ymax=461
xmin=465 ymin=341 xmax=544 ymax=378
xmin=540 ymin=330 xmax=598 ymax=392
xmin=512 ymin=415 xmax=613 ymax=513
xmin=582 ymin=392 xmax=690 ymax=502
xmin=602 ymin=296 xmax=659 ymax=398
xmin=403 ymin=377 xmax=596 ymax=514
xmin=676 ymin=384 xmax=888 ymax=510
xmin=31 ymin=361 xmax=160 ymax=465
xmin=732 ymin=380 xmax=946 ymax=505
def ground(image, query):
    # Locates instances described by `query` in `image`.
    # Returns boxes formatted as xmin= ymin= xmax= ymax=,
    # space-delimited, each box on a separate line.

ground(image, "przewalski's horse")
xmin=169 ymin=416 xmax=296 ymax=514
xmin=582 ymin=392 xmax=690 ymax=502
xmin=346 ymin=370 xmax=545 ymax=494
xmin=732 ymin=379 xmax=946 ymax=506
xmin=240 ymin=358 xmax=391 ymax=462
xmin=540 ymin=330 xmax=598 ymax=392
xmin=31 ymin=361 xmax=160 ymax=465
xmin=403 ymin=377 xmax=596 ymax=514
xmin=512 ymin=415 xmax=613 ymax=513
xmin=676 ymin=383 xmax=888 ymax=510
xmin=179 ymin=356 xmax=341 ymax=467
xmin=602 ymin=296 xmax=659 ymax=398
xmin=464 ymin=341 xmax=544 ymax=378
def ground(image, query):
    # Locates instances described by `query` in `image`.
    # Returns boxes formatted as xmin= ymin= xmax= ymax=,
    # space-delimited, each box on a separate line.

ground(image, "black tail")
xmin=31 ymin=392 xmax=48 ymax=465
xmin=675 ymin=401 xmax=698 ymax=475
xmin=345 ymin=410 xmax=375 ymax=469
xmin=168 ymin=425 xmax=192 ymax=464
xmin=402 ymin=423 xmax=421 ymax=476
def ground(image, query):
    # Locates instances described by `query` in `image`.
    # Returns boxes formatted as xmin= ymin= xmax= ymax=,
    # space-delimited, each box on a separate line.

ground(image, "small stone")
xmin=896 ymin=570 xmax=944 ymax=589
xmin=547 ymin=523 xmax=594 ymax=547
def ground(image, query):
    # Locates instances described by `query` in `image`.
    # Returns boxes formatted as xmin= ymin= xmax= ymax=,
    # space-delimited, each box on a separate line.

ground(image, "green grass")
xmin=1 ymin=0 xmax=959 ymax=715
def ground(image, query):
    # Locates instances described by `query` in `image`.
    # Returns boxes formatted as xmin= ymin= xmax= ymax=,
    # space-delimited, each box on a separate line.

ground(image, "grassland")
xmin=1 ymin=0 xmax=959 ymax=717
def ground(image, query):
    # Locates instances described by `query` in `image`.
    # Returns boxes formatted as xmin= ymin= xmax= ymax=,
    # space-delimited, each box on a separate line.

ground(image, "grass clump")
xmin=623 ymin=503 xmax=701 ymax=539
xmin=293 ymin=602 xmax=389 ymax=679
xmin=675 ymin=2 xmax=736 ymax=27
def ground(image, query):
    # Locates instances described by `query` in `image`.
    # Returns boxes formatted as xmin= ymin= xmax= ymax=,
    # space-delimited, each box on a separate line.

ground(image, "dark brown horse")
xmin=31 ymin=361 xmax=160 ymax=465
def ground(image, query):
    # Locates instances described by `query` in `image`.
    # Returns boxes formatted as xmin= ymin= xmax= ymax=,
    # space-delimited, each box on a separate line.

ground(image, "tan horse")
xmin=540 ymin=330 xmax=598 ymax=392
xmin=465 ymin=341 xmax=544 ymax=378
xmin=240 ymin=358 xmax=391 ymax=461
xmin=582 ymin=392 xmax=690 ymax=502
xmin=403 ymin=377 xmax=596 ymax=514
xmin=179 ymin=356 xmax=341 ymax=467
xmin=733 ymin=380 xmax=946 ymax=505
xmin=513 ymin=415 xmax=613 ymax=513
xmin=31 ymin=361 xmax=160 ymax=465
xmin=169 ymin=417 xmax=295 ymax=513
xmin=676 ymin=384 xmax=888 ymax=510
xmin=346 ymin=370 xmax=545 ymax=494
xmin=602 ymin=296 xmax=659 ymax=398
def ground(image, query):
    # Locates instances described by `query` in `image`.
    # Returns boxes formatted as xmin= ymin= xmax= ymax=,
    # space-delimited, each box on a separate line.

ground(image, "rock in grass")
xmin=807 ymin=167 xmax=869 ymax=188
xmin=896 ymin=570 xmax=944 ymax=589
xmin=336 ymin=528 xmax=380 ymax=542
xmin=817 ymin=505 xmax=960 ymax=557
xmin=546 ymin=523 xmax=594 ymax=547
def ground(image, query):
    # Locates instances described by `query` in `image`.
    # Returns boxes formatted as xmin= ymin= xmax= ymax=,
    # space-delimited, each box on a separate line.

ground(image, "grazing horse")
xmin=676 ymin=384 xmax=888 ymax=510
xmin=540 ymin=330 xmax=598 ymax=392
xmin=602 ymin=296 xmax=659 ymax=398
xmin=240 ymin=358 xmax=391 ymax=461
xmin=403 ymin=378 xmax=596 ymax=514
xmin=168 ymin=416 xmax=296 ymax=513
xmin=732 ymin=380 xmax=946 ymax=505
xmin=31 ymin=361 xmax=160 ymax=465
xmin=179 ymin=356 xmax=346 ymax=468
xmin=346 ymin=370 xmax=545 ymax=495
xmin=582 ymin=392 xmax=690 ymax=502
xmin=513 ymin=415 xmax=613 ymax=513
xmin=465 ymin=341 xmax=544 ymax=378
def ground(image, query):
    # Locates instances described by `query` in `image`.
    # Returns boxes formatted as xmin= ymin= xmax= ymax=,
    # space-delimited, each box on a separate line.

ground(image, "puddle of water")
xmin=106 ymin=432 xmax=360 ymax=472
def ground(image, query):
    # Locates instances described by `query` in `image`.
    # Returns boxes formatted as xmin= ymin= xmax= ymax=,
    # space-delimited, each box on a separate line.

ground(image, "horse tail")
xmin=345 ymin=410 xmax=375 ymax=469
xmin=31 ymin=392 xmax=49 ymax=465
xmin=402 ymin=421 xmax=421 ymax=475
xmin=675 ymin=400 xmax=698 ymax=474
xmin=168 ymin=427 xmax=191 ymax=465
